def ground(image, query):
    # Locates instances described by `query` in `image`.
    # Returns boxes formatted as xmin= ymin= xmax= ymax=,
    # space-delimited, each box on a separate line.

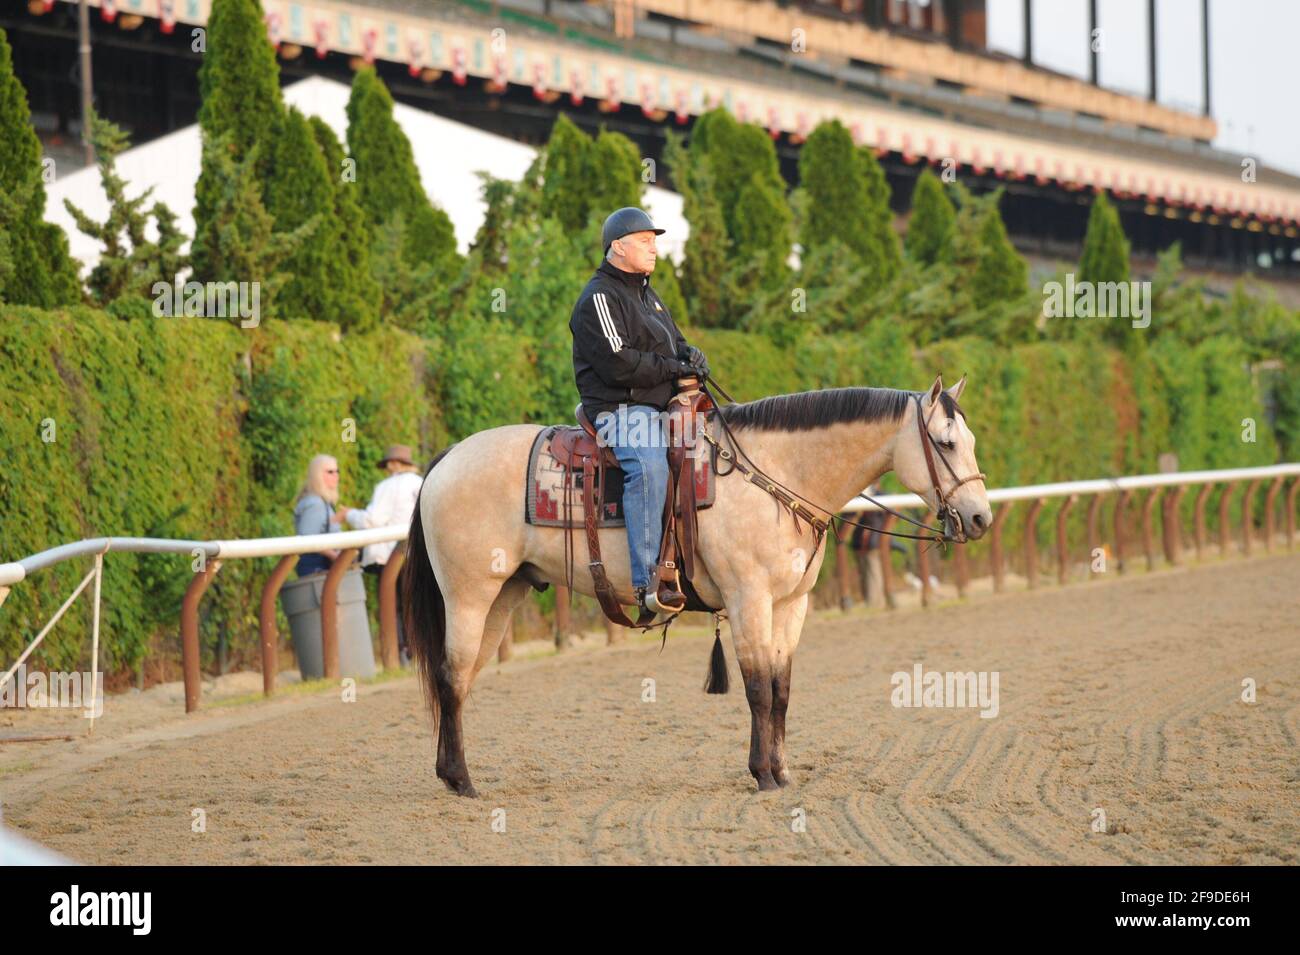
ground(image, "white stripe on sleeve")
xmin=593 ymin=292 xmax=622 ymax=352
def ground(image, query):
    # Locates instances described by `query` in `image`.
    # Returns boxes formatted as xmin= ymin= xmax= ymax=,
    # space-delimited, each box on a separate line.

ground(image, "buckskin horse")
xmin=403 ymin=375 xmax=992 ymax=795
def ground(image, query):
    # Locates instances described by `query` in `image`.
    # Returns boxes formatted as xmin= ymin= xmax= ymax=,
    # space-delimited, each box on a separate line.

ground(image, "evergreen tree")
xmin=263 ymin=107 xmax=354 ymax=325
xmin=689 ymin=108 xmax=792 ymax=272
xmin=798 ymin=120 xmax=875 ymax=264
xmin=195 ymin=135 xmax=312 ymax=322
xmin=0 ymin=25 xmax=81 ymax=307
xmin=664 ymin=131 xmax=730 ymax=327
xmin=1077 ymin=191 xmax=1136 ymax=347
xmin=540 ymin=113 xmax=592 ymax=232
xmin=539 ymin=115 xmax=644 ymax=235
xmin=308 ymin=116 xmax=380 ymax=331
xmin=588 ymin=128 xmax=644 ymax=215
xmin=652 ymin=256 xmax=689 ymax=328
xmin=961 ymin=188 xmax=1028 ymax=311
xmin=906 ymin=168 xmax=956 ymax=267
xmin=856 ymin=146 xmax=902 ymax=292
xmin=733 ymin=170 xmax=792 ymax=281
xmin=345 ymin=67 xmax=458 ymax=281
xmin=468 ymin=173 xmax=516 ymax=272
xmin=191 ymin=0 xmax=285 ymax=281
xmin=63 ymin=112 xmax=186 ymax=305
xmin=0 ymin=185 xmax=18 ymax=299
xmin=1078 ymin=191 xmax=1131 ymax=287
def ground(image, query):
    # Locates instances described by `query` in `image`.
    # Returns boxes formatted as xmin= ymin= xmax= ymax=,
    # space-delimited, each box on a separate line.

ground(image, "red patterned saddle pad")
xmin=525 ymin=425 xmax=716 ymax=528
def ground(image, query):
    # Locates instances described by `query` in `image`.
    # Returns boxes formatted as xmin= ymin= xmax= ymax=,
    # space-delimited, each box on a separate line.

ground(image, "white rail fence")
xmin=2 ymin=463 xmax=1297 ymax=716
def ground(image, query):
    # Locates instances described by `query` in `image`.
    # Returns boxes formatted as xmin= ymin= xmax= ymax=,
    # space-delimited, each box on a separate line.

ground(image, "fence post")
xmin=1056 ymin=495 xmax=1076 ymax=585
xmin=1218 ymin=483 xmax=1236 ymax=557
xmin=1193 ymin=483 xmax=1213 ymax=560
xmin=259 ymin=554 xmax=297 ymax=697
xmin=1141 ymin=488 xmax=1160 ymax=571
xmin=379 ymin=543 xmax=406 ymax=670
xmin=1024 ymin=498 xmax=1043 ymax=589
xmin=953 ymin=539 xmax=969 ymax=598
xmin=1163 ymin=485 xmax=1185 ymax=565
xmin=990 ymin=503 xmax=1011 ymax=593
xmin=879 ymin=514 xmax=898 ymax=608
xmin=835 ymin=532 xmax=853 ymax=610
xmin=1242 ymin=480 xmax=1262 ymax=556
xmin=554 ymin=585 xmax=572 ymax=649
xmin=181 ymin=559 xmax=222 ymax=714
xmin=89 ymin=553 xmax=103 ymax=735
xmin=1263 ymin=476 xmax=1284 ymax=552
xmin=917 ymin=512 xmax=934 ymax=608
xmin=1085 ymin=495 xmax=1102 ymax=578
xmin=1113 ymin=490 xmax=1130 ymax=573
xmin=1287 ymin=478 xmax=1299 ymax=549
xmin=320 ymin=549 xmax=358 ymax=681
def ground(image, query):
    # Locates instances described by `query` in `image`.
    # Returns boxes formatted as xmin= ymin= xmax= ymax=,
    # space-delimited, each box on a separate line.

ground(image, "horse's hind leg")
xmin=436 ymin=591 xmax=498 ymax=798
xmin=473 ymin=578 xmax=531 ymax=677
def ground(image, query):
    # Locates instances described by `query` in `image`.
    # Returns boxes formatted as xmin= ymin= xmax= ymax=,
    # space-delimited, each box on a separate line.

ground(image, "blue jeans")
xmin=601 ymin=404 xmax=669 ymax=591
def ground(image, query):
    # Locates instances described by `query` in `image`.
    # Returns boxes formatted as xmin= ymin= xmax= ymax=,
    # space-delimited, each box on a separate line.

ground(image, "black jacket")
xmin=570 ymin=259 xmax=693 ymax=420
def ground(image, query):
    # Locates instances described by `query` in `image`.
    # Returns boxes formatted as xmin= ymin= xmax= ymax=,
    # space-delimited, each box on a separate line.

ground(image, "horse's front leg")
xmin=730 ymin=594 xmax=779 ymax=792
xmin=769 ymin=593 xmax=809 ymax=788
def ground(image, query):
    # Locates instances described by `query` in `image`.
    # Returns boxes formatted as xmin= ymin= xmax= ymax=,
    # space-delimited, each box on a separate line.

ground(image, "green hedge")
xmin=0 ymin=305 xmax=1282 ymax=672
xmin=0 ymin=307 xmax=444 ymax=673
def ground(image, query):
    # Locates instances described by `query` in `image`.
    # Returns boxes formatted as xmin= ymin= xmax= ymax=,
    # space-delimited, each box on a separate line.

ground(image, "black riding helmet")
xmin=601 ymin=206 xmax=665 ymax=254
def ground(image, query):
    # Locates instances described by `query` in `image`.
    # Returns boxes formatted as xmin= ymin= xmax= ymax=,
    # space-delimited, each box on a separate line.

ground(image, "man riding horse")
xmin=569 ymin=207 xmax=709 ymax=618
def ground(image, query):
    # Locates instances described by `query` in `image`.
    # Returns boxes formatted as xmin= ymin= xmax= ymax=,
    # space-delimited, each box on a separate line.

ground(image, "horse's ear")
xmin=925 ymin=375 xmax=944 ymax=408
xmin=947 ymin=374 xmax=967 ymax=403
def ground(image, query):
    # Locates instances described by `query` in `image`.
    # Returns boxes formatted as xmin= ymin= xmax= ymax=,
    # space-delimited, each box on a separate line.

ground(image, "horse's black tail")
xmin=703 ymin=633 xmax=729 ymax=694
xmin=402 ymin=445 xmax=457 ymax=735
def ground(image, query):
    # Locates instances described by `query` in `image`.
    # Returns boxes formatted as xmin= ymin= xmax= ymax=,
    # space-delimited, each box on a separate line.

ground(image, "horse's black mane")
xmin=717 ymin=386 xmax=960 ymax=432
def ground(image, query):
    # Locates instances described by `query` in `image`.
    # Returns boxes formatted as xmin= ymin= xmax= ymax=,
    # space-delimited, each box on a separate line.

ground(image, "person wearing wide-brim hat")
xmin=343 ymin=444 xmax=423 ymax=569
xmin=343 ymin=444 xmax=425 ymax=660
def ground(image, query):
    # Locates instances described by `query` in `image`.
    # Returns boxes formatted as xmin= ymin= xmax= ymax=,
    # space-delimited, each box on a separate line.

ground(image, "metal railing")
xmin=1 ymin=527 xmax=407 ymax=715
xmin=830 ymin=463 xmax=1300 ymax=609
xmin=3 ymin=463 xmax=1298 ymax=714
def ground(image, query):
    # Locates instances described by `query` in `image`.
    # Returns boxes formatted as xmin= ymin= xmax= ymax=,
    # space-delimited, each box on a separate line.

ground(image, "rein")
xmin=699 ymin=375 xmax=983 ymax=548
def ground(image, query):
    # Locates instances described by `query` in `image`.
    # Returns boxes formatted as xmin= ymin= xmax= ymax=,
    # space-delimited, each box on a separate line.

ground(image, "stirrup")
xmin=644 ymin=588 xmax=686 ymax=616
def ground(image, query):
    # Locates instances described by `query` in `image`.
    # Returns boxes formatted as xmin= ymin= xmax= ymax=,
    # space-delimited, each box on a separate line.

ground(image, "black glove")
xmin=679 ymin=345 xmax=710 ymax=378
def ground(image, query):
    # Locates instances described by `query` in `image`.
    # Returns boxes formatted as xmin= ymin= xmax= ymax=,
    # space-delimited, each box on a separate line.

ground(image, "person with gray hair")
xmin=568 ymin=207 xmax=709 ymax=616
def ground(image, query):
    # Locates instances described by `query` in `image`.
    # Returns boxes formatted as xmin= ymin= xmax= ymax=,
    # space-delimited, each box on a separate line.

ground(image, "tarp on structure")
xmin=43 ymin=75 xmax=688 ymax=273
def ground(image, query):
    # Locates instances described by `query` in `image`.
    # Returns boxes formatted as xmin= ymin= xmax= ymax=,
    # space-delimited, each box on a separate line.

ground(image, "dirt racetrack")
xmin=2 ymin=553 xmax=1297 ymax=865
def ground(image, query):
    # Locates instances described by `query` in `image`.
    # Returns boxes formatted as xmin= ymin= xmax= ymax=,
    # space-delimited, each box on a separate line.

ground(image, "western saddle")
xmin=551 ymin=376 xmax=716 ymax=628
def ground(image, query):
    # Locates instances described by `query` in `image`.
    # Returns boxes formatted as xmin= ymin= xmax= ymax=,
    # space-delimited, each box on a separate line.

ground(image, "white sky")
xmin=986 ymin=0 xmax=1300 ymax=177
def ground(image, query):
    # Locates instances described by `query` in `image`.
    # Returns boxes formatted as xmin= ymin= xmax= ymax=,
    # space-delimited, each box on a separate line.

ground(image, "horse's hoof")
xmin=439 ymin=772 xmax=478 ymax=798
xmin=754 ymin=773 xmax=781 ymax=792
xmin=775 ymin=772 xmax=792 ymax=788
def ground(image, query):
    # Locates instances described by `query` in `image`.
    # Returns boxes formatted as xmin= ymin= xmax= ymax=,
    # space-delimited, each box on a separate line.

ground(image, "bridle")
xmin=698 ymin=377 xmax=985 ymax=546
xmin=913 ymin=394 xmax=986 ymax=544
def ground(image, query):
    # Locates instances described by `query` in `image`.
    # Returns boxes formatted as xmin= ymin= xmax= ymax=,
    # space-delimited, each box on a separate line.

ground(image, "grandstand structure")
xmin=5 ymin=0 xmax=1300 ymax=282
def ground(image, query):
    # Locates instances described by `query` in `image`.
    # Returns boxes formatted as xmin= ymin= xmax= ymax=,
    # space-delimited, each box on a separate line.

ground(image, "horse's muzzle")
xmin=941 ymin=505 xmax=968 ymax=544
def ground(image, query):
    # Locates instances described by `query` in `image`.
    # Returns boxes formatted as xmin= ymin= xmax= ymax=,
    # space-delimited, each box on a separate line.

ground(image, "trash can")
xmin=280 ymin=568 xmax=377 ymax=681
